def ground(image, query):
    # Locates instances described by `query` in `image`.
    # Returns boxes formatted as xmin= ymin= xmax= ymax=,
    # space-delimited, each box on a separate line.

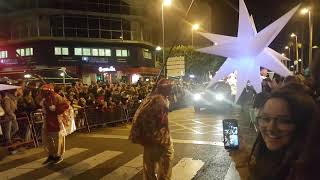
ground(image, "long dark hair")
xmin=249 ymin=84 xmax=317 ymax=180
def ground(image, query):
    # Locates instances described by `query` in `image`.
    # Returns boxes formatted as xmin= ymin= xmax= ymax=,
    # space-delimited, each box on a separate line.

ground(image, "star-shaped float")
xmin=197 ymin=0 xmax=300 ymax=101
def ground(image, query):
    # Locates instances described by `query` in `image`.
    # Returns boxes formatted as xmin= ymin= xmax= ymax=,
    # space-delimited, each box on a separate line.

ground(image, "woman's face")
xmin=257 ymin=98 xmax=296 ymax=151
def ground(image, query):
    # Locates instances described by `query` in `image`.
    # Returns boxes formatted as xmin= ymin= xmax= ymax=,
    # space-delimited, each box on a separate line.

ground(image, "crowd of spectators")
xmin=0 ymin=77 xmax=160 ymax=146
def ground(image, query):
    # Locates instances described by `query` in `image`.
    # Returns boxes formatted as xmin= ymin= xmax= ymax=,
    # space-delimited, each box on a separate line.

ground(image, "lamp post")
xmin=291 ymin=33 xmax=299 ymax=73
xmin=161 ymin=0 xmax=172 ymax=77
xmin=155 ymin=46 xmax=162 ymax=67
xmin=301 ymin=7 xmax=313 ymax=67
xmin=285 ymin=46 xmax=291 ymax=68
xmin=191 ymin=23 xmax=200 ymax=47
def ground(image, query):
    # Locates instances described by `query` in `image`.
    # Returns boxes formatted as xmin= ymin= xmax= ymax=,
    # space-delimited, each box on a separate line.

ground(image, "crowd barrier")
xmin=0 ymin=112 xmax=37 ymax=149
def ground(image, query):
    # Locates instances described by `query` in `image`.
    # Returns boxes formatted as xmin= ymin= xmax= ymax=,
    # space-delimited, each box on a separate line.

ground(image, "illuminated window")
xmin=92 ymin=49 xmax=98 ymax=56
xmin=0 ymin=51 xmax=7 ymax=58
xmin=98 ymin=49 xmax=105 ymax=56
xmin=83 ymin=48 xmax=91 ymax=56
xmin=55 ymin=47 xmax=61 ymax=55
xmin=105 ymin=49 xmax=111 ymax=56
xmin=116 ymin=49 xmax=129 ymax=57
xmin=55 ymin=47 xmax=69 ymax=55
xmin=143 ymin=49 xmax=152 ymax=59
xmin=75 ymin=48 xmax=111 ymax=57
xmin=16 ymin=47 xmax=33 ymax=57
xmin=62 ymin=48 xmax=69 ymax=55
xmin=74 ymin=48 xmax=82 ymax=55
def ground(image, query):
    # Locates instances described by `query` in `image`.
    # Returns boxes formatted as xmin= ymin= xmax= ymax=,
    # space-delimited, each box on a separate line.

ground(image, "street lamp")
xmin=156 ymin=46 xmax=162 ymax=51
xmin=291 ymin=33 xmax=299 ymax=73
xmin=300 ymin=7 xmax=313 ymax=67
xmin=161 ymin=0 xmax=172 ymax=77
xmin=191 ymin=23 xmax=200 ymax=47
xmin=285 ymin=46 xmax=291 ymax=68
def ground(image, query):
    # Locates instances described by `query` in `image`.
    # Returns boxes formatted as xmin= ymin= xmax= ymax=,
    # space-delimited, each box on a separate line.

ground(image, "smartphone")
xmin=223 ymin=119 xmax=240 ymax=150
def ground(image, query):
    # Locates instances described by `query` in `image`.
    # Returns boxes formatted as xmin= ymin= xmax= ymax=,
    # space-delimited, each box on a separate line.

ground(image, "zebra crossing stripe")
xmin=100 ymin=154 xmax=143 ymax=180
xmin=0 ymin=148 xmax=87 ymax=179
xmin=171 ymin=158 xmax=205 ymax=180
xmin=39 ymin=150 xmax=123 ymax=180
xmin=0 ymin=149 xmax=43 ymax=166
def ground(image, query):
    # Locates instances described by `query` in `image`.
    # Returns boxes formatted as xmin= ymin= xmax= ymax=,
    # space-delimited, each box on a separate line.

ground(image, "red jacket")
xmin=44 ymin=93 xmax=69 ymax=132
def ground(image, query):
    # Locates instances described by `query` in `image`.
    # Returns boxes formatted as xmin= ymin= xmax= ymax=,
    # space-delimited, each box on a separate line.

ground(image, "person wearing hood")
xmin=129 ymin=78 xmax=174 ymax=180
xmin=41 ymin=84 xmax=69 ymax=165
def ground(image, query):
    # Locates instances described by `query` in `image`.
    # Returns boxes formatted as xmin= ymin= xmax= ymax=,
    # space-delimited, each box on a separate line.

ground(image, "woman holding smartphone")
xmin=230 ymin=83 xmax=317 ymax=180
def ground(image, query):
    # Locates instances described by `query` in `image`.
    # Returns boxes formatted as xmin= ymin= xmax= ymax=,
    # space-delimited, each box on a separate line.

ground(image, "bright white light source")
xmin=146 ymin=78 xmax=150 ymax=82
xmin=291 ymin=33 xmax=297 ymax=38
xmin=156 ymin=46 xmax=162 ymax=51
xmin=192 ymin=24 xmax=200 ymax=31
xmin=215 ymin=94 xmax=224 ymax=101
xmin=60 ymin=72 xmax=65 ymax=77
xmin=193 ymin=93 xmax=202 ymax=101
xmin=132 ymin=74 xmax=140 ymax=84
xmin=163 ymin=0 xmax=172 ymax=6
xmin=300 ymin=8 xmax=310 ymax=15
xmin=298 ymin=59 xmax=302 ymax=62
xmin=189 ymin=74 xmax=195 ymax=78
xmin=24 ymin=74 xmax=32 ymax=78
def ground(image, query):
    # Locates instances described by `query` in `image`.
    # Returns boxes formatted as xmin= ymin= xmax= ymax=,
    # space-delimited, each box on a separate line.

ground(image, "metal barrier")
xmin=84 ymin=105 xmax=130 ymax=128
xmin=73 ymin=107 xmax=90 ymax=133
xmin=0 ymin=103 xmax=139 ymax=150
xmin=0 ymin=112 xmax=37 ymax=149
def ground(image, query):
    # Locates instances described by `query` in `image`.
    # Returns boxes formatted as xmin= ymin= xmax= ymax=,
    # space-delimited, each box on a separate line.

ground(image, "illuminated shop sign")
xmin=98 ymin=66 xmax=116 ymax=72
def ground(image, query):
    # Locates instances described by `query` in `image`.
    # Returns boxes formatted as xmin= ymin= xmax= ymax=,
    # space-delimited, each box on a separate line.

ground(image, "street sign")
xmin=167 ymin=56 xmax=185 ymax=77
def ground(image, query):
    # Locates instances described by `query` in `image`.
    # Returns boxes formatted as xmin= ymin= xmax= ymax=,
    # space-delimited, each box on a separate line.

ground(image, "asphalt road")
xmin=0 ymin=107 xmax=256 ymax=180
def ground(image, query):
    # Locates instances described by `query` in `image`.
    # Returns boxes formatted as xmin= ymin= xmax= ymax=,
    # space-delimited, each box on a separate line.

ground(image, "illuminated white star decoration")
xmin=197 ymin=0 xmax=300 ymax=101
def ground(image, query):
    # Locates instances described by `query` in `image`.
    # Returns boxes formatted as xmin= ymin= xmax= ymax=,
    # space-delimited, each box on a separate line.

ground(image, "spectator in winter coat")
xmin=1 ymin=90 xmax=19 ymax=145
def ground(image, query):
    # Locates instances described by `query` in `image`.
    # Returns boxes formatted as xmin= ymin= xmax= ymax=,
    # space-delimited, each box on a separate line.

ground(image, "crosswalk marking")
xmin=0 ymin=148 xmax=43 ymax=165
xmin=100 ymin=154 xmax=143 ymax=180
xmin=172 ymin=158 xmax=205 ymax=180
xmin=0 ymin=148 xmax=87 ymax=179
xmin=83 ymin=134 xmax=224 ymax=146
xmin=39 ymin=150 xmax=122 ymax=180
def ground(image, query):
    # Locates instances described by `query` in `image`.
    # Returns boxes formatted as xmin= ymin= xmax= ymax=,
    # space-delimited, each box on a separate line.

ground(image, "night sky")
xmin=210 ymin=0 xmax=318 ymax=51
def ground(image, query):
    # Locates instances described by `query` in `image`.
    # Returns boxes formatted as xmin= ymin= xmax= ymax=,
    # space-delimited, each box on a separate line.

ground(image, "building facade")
xmin=0 ymin=0 xmax=160 ymax=84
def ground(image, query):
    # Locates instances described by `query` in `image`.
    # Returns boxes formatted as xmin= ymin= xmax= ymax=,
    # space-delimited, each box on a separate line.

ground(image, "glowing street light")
xmin=156 ymin=46 xmax=162 ymax=51
xmin=300 ymin=7 xmax=313 ymax=67
xmin=291 ymin=33 xmax=299 ymax=72
xmin=284 ymin=46 xmax=291 ymax=68
xmin=163 ymin=0 xmax=172 ymax=6
xmin=192 ymin=23 xmax=200 ymax=31
xmin=191 ymin=23 xmax=200 ymax=47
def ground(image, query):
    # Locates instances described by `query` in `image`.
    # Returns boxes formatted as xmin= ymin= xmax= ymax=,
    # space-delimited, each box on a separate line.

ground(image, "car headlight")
xmin=193 ymin=93 xmax=202 ymax=101
xmin=215 ymin=93 xmax=224 ymax=101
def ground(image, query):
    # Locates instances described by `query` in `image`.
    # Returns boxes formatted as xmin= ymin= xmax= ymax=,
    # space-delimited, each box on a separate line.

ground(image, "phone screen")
xmin=223 ymin=119 xmax=239 ymax=150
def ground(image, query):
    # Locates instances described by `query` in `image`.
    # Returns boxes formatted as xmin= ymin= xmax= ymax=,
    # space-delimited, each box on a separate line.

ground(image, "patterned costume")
xmin=129 ymin=78 xmax=174 ymax=180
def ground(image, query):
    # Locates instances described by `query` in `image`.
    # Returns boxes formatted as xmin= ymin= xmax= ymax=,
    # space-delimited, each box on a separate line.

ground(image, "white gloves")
xmin=49 ymin=105 xmax=56 ymax=111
